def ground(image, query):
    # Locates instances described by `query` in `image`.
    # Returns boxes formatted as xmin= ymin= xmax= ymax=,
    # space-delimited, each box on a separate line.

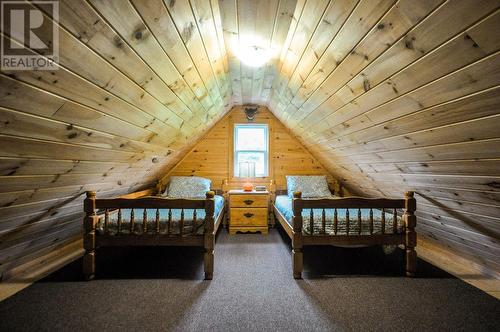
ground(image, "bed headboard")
xmin=275 ymin=189 xmax=287 ymax=196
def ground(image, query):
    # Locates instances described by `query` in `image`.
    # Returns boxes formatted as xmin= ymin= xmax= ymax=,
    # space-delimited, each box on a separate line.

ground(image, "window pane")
xmin=236 ymin=152 xmax=266 ymax=177
xmin=236 ymin=126 xmax=266 ymax=151
xmin=234 ymin=124 xmax=268 ymax=177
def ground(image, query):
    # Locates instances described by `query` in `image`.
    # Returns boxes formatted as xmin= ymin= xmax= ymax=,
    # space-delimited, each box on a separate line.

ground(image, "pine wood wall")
xmin=163 ymin=106 xmax=341 ymax=192
xmin=262 ymin=0 xmax=500 ymax=276
xmin=0 ymin=0 xmax=232 ymax=279
xmin=0 ymin=0 xmax=498 ymax=282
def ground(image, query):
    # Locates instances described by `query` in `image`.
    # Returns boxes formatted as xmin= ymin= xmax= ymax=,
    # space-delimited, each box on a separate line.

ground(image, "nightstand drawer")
xmin=230 ymin=208 xmax=268 ymax=226
xmin=230 ymin=194 xmax=268 ymax=208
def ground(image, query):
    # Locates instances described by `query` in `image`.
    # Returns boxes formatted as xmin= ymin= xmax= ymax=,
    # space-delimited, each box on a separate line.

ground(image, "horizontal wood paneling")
xmin=266 ymin=0 xmax=500 ymax=276
xmin=1 ymin=0 xmax=499 ymax=283
xmin=0 ymin=0 xmax=232 ymax=279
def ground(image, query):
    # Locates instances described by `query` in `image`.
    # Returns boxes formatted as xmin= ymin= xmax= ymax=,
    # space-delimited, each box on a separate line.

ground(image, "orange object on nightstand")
xmin=242 ymin=182 xmax=254 ymax=191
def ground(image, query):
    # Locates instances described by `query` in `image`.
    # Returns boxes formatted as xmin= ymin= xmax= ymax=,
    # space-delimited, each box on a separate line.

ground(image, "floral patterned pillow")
xmin=286 ymin=175 xmax=332 ymax=198
xmin=166 ymin=176 xmax=211 ymax=198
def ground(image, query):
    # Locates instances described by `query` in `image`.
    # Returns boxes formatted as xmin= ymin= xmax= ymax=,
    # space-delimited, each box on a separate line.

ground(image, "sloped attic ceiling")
xmin=258 ymin=0 xmax=500 ymax=273
xmin=1 ymin=0 xmax=236 ymax=275
xmin=0 ymin=0 xmax=499 ymax=277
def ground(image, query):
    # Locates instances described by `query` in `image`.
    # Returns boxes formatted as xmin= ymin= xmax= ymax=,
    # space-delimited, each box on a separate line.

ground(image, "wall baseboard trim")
xmin=0 ymin=238 xmax=84 ymax=302
xmin=417 ymin=236 xmax=500 ymax=300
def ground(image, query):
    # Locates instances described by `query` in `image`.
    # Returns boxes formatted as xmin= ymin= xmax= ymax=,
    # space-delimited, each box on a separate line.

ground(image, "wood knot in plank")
xmin=182 ymin=22 xmax=195 ymax=42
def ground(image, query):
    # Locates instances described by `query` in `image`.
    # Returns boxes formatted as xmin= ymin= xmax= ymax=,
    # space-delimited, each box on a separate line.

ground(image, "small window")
xmin=234 ymin=124 xmax=269 ymax=177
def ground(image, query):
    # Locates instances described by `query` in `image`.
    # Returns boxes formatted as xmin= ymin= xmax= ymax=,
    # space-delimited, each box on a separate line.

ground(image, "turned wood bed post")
xmin=292 ymin=191 xmax=304 ymax=279
xmin=204 ymin=191 xmax=216 ymax=280
xmin=155 ymin=180 xmax=163 ymax=196
xmin=83 ymin=191 xmax=98 ymax=280
xmin=404 ymin=191 xmax=417 ymax=277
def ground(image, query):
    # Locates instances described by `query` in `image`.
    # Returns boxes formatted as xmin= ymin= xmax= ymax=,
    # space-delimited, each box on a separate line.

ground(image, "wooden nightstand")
xmin=228 ymin=190 xmax=269 ymax=234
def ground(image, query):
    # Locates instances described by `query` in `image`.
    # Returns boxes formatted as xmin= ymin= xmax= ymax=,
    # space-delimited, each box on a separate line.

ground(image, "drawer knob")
xmin=243 ymin=213 xmax=254 ymax=218
xmin=243 ymin=199 xmax=254 ymax=205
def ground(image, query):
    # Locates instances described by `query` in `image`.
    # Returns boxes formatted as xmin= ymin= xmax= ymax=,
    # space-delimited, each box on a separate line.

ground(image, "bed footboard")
xmin=291 ymin=191 xmax=416 ymax=279
xmin=83 ymin=191 xmax=216 ymax=280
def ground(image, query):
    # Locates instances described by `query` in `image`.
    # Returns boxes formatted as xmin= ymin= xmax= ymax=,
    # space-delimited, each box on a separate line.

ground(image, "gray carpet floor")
xmin=0 ymin=228 xmax=499 ymax=331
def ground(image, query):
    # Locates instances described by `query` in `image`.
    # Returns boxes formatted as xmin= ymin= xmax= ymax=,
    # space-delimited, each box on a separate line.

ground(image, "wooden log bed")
xmin=273 ymin=191 xmax=417 ymax=279
xmin=83 ymin=190 xmax=224 ymax=280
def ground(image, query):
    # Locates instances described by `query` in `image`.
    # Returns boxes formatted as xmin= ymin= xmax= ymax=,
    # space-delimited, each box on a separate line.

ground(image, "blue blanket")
xmin=97 ymin=195 xmax=225 ymax=235
xmin=274 ymin=195 xmax=401 ymax=235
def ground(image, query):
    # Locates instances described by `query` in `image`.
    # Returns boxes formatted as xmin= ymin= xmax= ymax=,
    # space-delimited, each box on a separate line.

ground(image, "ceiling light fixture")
xmin=235 ymin=44 xmax=272 ymax=67
xmin=233 ymin=35 xmax=275 ymax=67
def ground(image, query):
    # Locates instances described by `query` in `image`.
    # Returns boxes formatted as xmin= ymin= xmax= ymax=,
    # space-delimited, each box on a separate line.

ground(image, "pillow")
xmin=166 ymin=176 xmax=211 ymax=198
xmin=286 ymin=175 xmax=331 ymax=198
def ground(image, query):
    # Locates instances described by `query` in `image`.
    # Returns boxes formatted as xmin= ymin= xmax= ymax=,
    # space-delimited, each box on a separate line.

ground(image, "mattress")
xmin=274 ymin=195 xmax=402 ymax=235
xmin=96 ymin=195 xmax=225 ymax=235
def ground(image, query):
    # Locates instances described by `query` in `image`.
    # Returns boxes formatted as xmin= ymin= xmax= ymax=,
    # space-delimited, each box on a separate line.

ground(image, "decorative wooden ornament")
xmin=244 ymin=107 xmax=258 ymax=121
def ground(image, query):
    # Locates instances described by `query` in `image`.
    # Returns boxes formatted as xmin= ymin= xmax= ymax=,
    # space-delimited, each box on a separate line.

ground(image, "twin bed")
xmin=83 ymin=176 xmax=416 ymax=280
xmin=83 ymin=177 xmax=225 ymax=280
xmin=273 ymin=190 xmax=416 ymax=279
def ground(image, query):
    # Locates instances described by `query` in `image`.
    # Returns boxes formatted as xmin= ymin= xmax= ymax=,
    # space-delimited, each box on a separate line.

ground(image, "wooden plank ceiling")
xmin=261 ymin=0 xmax=500 ymax=275
xmin=0 ymin=0 xmax=499 ymax=278
xmin=0 ymin=0 xmax=234 ymax=277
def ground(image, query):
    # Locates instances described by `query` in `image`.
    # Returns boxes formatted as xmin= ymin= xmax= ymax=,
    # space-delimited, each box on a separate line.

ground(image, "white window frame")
xmin=234 ymin=123 xmax=269 ymax=177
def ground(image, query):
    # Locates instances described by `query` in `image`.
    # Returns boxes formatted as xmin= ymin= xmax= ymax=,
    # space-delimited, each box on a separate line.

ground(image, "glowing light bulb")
xmin=236 ymin=44 xmax=272 ymax=67
xmin=233 ymin=35 xmax=274 ymax=67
